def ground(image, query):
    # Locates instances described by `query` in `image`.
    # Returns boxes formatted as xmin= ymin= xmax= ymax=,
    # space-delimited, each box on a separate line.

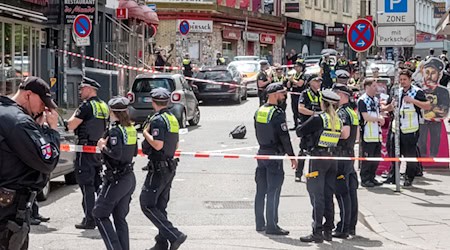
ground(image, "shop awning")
xmin=0 ymin=3 xmax=47 ymax=22
xmin=436 ymin=10 xmax=450 ymax=35
xmin=141 ymin=5 xmax=159 ymax=26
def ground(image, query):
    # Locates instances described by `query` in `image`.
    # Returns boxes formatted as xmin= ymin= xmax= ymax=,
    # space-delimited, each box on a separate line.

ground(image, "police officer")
xmin=335 ymin=54 xmax=351 ymax=73
xmin=182 ymin=53 xmax=193 ymax=78
xmin=288 ymin=59 xmax=307 ymax=129
xmin=384 ymin=70 xmax=430 ymax=186
xmin=93 ymin=97 xmax=137 ymax=250
xmin=254 ymin=83 xmax=298 ymax=235
xmin=216 ymin=52 xmax=226 ymax=66
xmin=66 ymin=77 xmax=109 ymax=229
xmin=332 ymin=84 xmax=359 ymax=238
xmin=320 ymin=54 xmax=334 ymax=89
xmin=335 ymin=70 xmax=351 ymax=85
xmin=0 ymin=77 xmax=60 ymax=249
xmin=296 ymin=75 xmax=322 ymax=182
xmin=140 ymin=88 xmax=187 ymax=250
xmin=272 ymin=63 xmax=288 ymax=110
xmin=357 ymin=78 xmax=385 ymax=188
xmin=297 ymin=89 xmax=342 ymax=243
xmin=256 ymin=60 xmax=272 ymax=106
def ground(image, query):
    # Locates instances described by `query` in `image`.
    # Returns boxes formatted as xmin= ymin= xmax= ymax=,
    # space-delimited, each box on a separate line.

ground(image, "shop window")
xmin=222 ymin=41 xmax=234 ymax=62
xmin=188 ymin=41 xmax=200 ymax=60
xmin=260 ymin=44 xmax=273 ymax=63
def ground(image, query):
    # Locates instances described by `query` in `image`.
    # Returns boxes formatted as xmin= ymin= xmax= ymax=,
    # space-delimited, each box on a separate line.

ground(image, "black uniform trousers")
xmin=388 ymin=132 xmax=420 ymax=182
xmin=360 ymin=141 xmax=381 ymax=184
xmin=290 ymin=94 xmax=300 ymax=128
xmin=93 ymin=172 xmax=136 ymax=250
xmin=295 ymin=148 xmax=307 ymax=178
xmin=140 ymin=165 xmax=183 ymax=244
xmin=254 ymin=156 xmax=284 ymax=231
xmin=0 ymin=192 xmax=32 ymax=250
xmin=306 ymin=151 xmax=337 ymax=234
xmin=75 ymin=152 xmax=102 ymax=223
xmin=335 ymin=149 xmax=358 ymax=234
xmin=257 ymin=90 xmax=267 ymax=107
xmin=418 ymin=122 xmax=441 ymax=157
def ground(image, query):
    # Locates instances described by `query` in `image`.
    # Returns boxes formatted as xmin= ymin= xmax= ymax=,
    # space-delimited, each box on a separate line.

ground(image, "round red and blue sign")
xmin=73 ymin=14 xmax=92 ymax=38
xmin=347 ymin=18 xmax=375 ymax=53
xmin=179 ymin=20 xmax=190 ymax=36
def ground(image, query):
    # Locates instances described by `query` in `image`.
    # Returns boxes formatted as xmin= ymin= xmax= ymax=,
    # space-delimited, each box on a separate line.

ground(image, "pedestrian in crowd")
xmin=297 ymin=89 xmax=342 ymax=243
xmin=425 ymin=48 xmax=435 ymax=61
xmin=288 ymin=59 xmax=307 ymax=130
xmin=257 ymin=60 xmax=272 ymax=106
xmin=216 ymin=52 xmax=226 ymax=66
xmin=93 ymin=97 xmax=137 ymax=250
xmin=332 ymin=84 xmax=359 ymax=238
xmin=66 ymin=77 xmax=109 ymax=229
xmin=296 ymin=75 xmax=323 ymax=182
xmin=320 ymin=54 xmax=334 ymax=89
xmin=357 ymin=78 xmax=385 ymax=188
xmin=371 ymin=67 xmax=380 ymax=79
xmin=348 ymin=68 xmax=361 ymax=90
xmin=287 ymin=49 xmax=298 ymax=65
xmin=440 ymin=63 xmax=450 ymax=87
xmin=254 ymin=82 xmax=297 ymax=235
xmin=30 ymin=201 xmax=50 ymax=225
xmin=182 ymin=53 xmax=193 ymax=78
xmin=0 ymin=76 xmax=60 ymax=249
xmin=155 ymin=49 xmax=167 ymax=69
xmin=384 ymin=70 xmax=430 ymax=186
xmin=266 ymin=51 xmax=274 ymax=66
xmin=271 ymin=63 xmax=288 ymax=110
xmin=140 ymin=88 xmax=187 ymax=250
xmin=440 ymin=50 xmax=449 ymax=64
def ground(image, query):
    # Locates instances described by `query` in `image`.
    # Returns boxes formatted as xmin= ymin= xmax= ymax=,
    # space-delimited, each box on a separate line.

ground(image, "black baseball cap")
xmin=19 ymin=76 xmax=57 ymax=109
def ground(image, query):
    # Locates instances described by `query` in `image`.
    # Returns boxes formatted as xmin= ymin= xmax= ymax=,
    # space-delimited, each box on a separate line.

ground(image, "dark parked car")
xmin=127 ymin=73 xmax=200 ymax=128
xmin=37 ymin=115 xmax=77 ymax=201
xmin=192 ymin=66 xmax=247 ymax=104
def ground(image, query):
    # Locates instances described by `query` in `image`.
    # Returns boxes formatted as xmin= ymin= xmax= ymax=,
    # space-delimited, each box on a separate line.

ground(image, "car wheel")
xmin=188 ymin=106 xmax=200 ymax=126
xmin=37 ymin=181 xmax=50 ymax=201
xmin=242 ymin=88 xmax=248 ymax=100
xmin=179 ymin=110 xmax=187 ymax=129
xmin=64 ymin=171 xmax=77 ymax=185
xmin=233 ymin=93 xmax=242 ymax=104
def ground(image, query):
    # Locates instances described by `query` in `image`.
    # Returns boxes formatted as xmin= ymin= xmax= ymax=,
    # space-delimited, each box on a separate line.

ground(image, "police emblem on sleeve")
xmin=152 ymin=128 xmax=159 ymax=137
xmin=281 ymin=123 xmax=288 ymax=131
xmin=41 ymin=144 xmax=52 ymax=160
xmin=110 ymin=136 xmax=118 ymax=146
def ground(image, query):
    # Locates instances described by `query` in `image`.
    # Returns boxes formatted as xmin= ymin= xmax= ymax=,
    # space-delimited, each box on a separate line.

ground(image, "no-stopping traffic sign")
xmin=73 ymin=14 xmax=92 ymax=38
xmin=347 ymin=18 xmax=375 ymax=53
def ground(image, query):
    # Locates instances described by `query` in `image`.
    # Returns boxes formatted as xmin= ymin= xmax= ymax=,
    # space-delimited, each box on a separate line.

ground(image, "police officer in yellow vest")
xmin=216 ymin=52 xmax=226 ymax=66
xmin=288 ymin=59 xmax=307 ymax=129
xmin=384 ymin=70 xmax=431 ymax=186
xmin=332 ymin=84 xmax=359 ymax=238
xmin=254 ymin=83 xmax=298 ymax=235
xmin=272 ymin=63 xmax=288 ymax=110
xmin=66 ymin=77 xmax=109 ymax=229
xmin=357 ymin=78 xmax=385 ymax=188
xmin=296 ymin=75 xmax=322 ymax=182
xmin=93 ymin=97 xmax=137 ymax=250
xmin=297 ymin=89 xmax=342 ymax=243
xmin=140 ymin=88 xmax=187 ymax=250
xmin=335 ymin=54 xmax=351 ymax=73
xmin=182 ymin=53 xmax=193 ymax=78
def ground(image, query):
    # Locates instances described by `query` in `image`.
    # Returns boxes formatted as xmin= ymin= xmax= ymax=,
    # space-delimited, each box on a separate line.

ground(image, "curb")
xmin=358 ymin=205 xmax=430 ymax=250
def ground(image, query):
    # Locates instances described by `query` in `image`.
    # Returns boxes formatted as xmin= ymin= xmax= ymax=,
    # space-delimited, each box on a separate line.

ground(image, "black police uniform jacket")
xmin=75 ymin=96 xmax=109 ymax=144
xmin=101 ymin=122 xmax=138 ymax=169
xmin=0 ymin=96 xmax=60 ymax=191
xmin=254 ymin=104 xmax=295 ymax=156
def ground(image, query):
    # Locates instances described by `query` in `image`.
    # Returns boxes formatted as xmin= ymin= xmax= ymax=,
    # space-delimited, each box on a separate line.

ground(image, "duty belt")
xmin=104 ymin=163 xmax=134 ymax=182
xmin=147 ymin=159 xmax=179 ymax=173
xmin=310 ymin=147 xmax=335 ymax=156
xmin=336 ymin=147 xmax=354 ymax=157
xmin=77 ymin=139 xmax=98 ymax=146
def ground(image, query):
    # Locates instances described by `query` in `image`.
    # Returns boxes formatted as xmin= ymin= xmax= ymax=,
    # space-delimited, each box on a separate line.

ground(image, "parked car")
xmin=233 ymin=56 xmax=260 ymax=61
xmin=192 ymin=66 xmax=246 ymax=104
xmin=127 ymin=73 xmax=200 ymax=128
xmin=37 ymin=115 xmax=77 ymax=201
xmin=228 ymin=60 xmax=262 ymax=96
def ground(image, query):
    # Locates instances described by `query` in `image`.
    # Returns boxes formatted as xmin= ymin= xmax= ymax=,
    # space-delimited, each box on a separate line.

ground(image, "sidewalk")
xmin=358 ymin=169 xmax=450 ymax=249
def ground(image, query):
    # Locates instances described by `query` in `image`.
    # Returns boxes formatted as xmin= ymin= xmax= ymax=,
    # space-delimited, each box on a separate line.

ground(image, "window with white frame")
xmin=323 ymin=0 xmax=328 ymax=10
xmin=343 ymin=0 xmax=350 ymax=14
xmin=314 ymin=0 xmax=319 ymax=8
xmin=331 ymin=0 xmax=336 ymax=11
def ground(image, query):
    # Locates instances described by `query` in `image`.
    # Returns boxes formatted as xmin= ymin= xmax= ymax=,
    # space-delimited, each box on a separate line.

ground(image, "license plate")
xmin=205 ymin=84 xmax=221 ymax=89
xmin=143 ymin=97 xmax=152 ymax=103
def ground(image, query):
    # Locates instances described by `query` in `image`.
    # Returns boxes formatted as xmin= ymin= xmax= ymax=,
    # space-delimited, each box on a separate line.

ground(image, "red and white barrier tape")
xmin=59 ymin=144 xmax=450 ymax=163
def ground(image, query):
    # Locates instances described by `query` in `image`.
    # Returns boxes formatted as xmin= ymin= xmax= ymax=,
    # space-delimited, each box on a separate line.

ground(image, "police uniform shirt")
xmin=0 ymin=96 xmax=60 ymax=191
xmin=75 ymin=96 xmax=105 ymax=121
xmin=299 ymin=88 xmax=322 ymax=122
xmin=272 ymin=73 xmax=288 ymax=85
xmin=102 ymin=122 xmax=138 ymax=167
xmin=321 ymin=61 xmax=332 ymax=79
xmin=75 ymin=96 xmax=108 ymax=142
xmin=337 ymin=103 xmax=358 ymax=149
xmin=291 ymin=72 xmax=307 ymax=93
xmin=257 ymin=71 xmax=268 ymax=89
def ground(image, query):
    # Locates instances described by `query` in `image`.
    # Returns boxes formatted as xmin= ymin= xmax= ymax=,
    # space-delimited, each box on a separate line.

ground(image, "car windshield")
xmin=231 ymin=63 xmax=259 ymax=73
xmin=132 ymin=78 xmax=174 ymax=92
xmin=196 ymin=70 xmax=233 ymax=81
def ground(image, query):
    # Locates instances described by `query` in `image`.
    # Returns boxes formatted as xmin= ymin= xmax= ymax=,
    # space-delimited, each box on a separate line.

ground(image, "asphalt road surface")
xmin=30 ymin=96 xmax=415 ymax=249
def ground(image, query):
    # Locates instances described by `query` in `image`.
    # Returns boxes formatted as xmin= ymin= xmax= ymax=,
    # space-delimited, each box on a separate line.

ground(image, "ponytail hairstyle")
xmin=321 ymin=100 xmax=339 ymax=132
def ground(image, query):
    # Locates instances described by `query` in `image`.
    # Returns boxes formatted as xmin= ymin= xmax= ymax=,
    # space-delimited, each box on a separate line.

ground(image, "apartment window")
xmin=305 ymin=0 xmax=311 ymax=7
xmin=331 ymin=0 xmax=336 ymax=11
xmin=323 ymin=0 xmax=327 ymax=10
xmin=314 ymin=0 xmax=319 ymax=8
xmin=343 ymin=0 xmax=350 ymax=14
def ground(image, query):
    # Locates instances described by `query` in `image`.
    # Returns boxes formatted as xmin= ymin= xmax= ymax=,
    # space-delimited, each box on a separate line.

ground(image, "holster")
xmin=147 ymin=159 xmax=178 ymax=174
xmin=104 ymin=163 xmax=134 ymax=183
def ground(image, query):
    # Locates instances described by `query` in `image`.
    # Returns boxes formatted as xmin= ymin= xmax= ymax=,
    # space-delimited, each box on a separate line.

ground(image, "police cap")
xmin=443 ymin=50 xmax=448 ymax=54
xmin=150 ymin=87 xmax=171 ymax=101
xmin=333 ymin=83 xmax=352 ymax=96
xmin=108 ymin=96 xmax=130 ymax=111
xmin=259 ymin=60 xmax=269 ymax=66
xmin=335 ymin=70 xmax=350 ymax=79
xmin=80 ymin=77 xmax=101 ymax=89
xmin=307 ymin=74 xmax=323 ymax=84
xmin=322 ymin=89 xmax=340 ymax=104
xmin=423 ymin=57 xmax=445 ymax=72
xmin=295 ymin=58 xmax=305 ymax=67
xmin=265 ymin=82 xmax=286 ymax=95
xmin=230 ymin=124 xmax=246 ymax=139
xmin=19 ymin=76 xmax=57 ymax=109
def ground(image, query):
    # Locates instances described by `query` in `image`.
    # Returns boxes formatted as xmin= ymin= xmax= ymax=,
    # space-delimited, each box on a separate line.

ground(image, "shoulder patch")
xmin=281 ymin=123 xmax=288 ymax=131
xmin=152 ymin=128 xmax=160 ymax=137
xmin=110 ymin=136 xmax=118 ymax=146
xmin=41 ymin=144 xmax=52 ymax=160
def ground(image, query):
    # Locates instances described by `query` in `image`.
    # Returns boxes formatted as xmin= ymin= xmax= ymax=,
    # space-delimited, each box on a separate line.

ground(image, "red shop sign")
xmin=223 ymin=29 xmax=241 ymax=40
xmin=260 ymin=33 xmax=276 ymax=44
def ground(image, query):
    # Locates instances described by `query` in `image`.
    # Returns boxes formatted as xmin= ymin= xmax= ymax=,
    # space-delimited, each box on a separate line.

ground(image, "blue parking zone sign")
xmin=385 ymin=0 xmax=407 ymax=13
